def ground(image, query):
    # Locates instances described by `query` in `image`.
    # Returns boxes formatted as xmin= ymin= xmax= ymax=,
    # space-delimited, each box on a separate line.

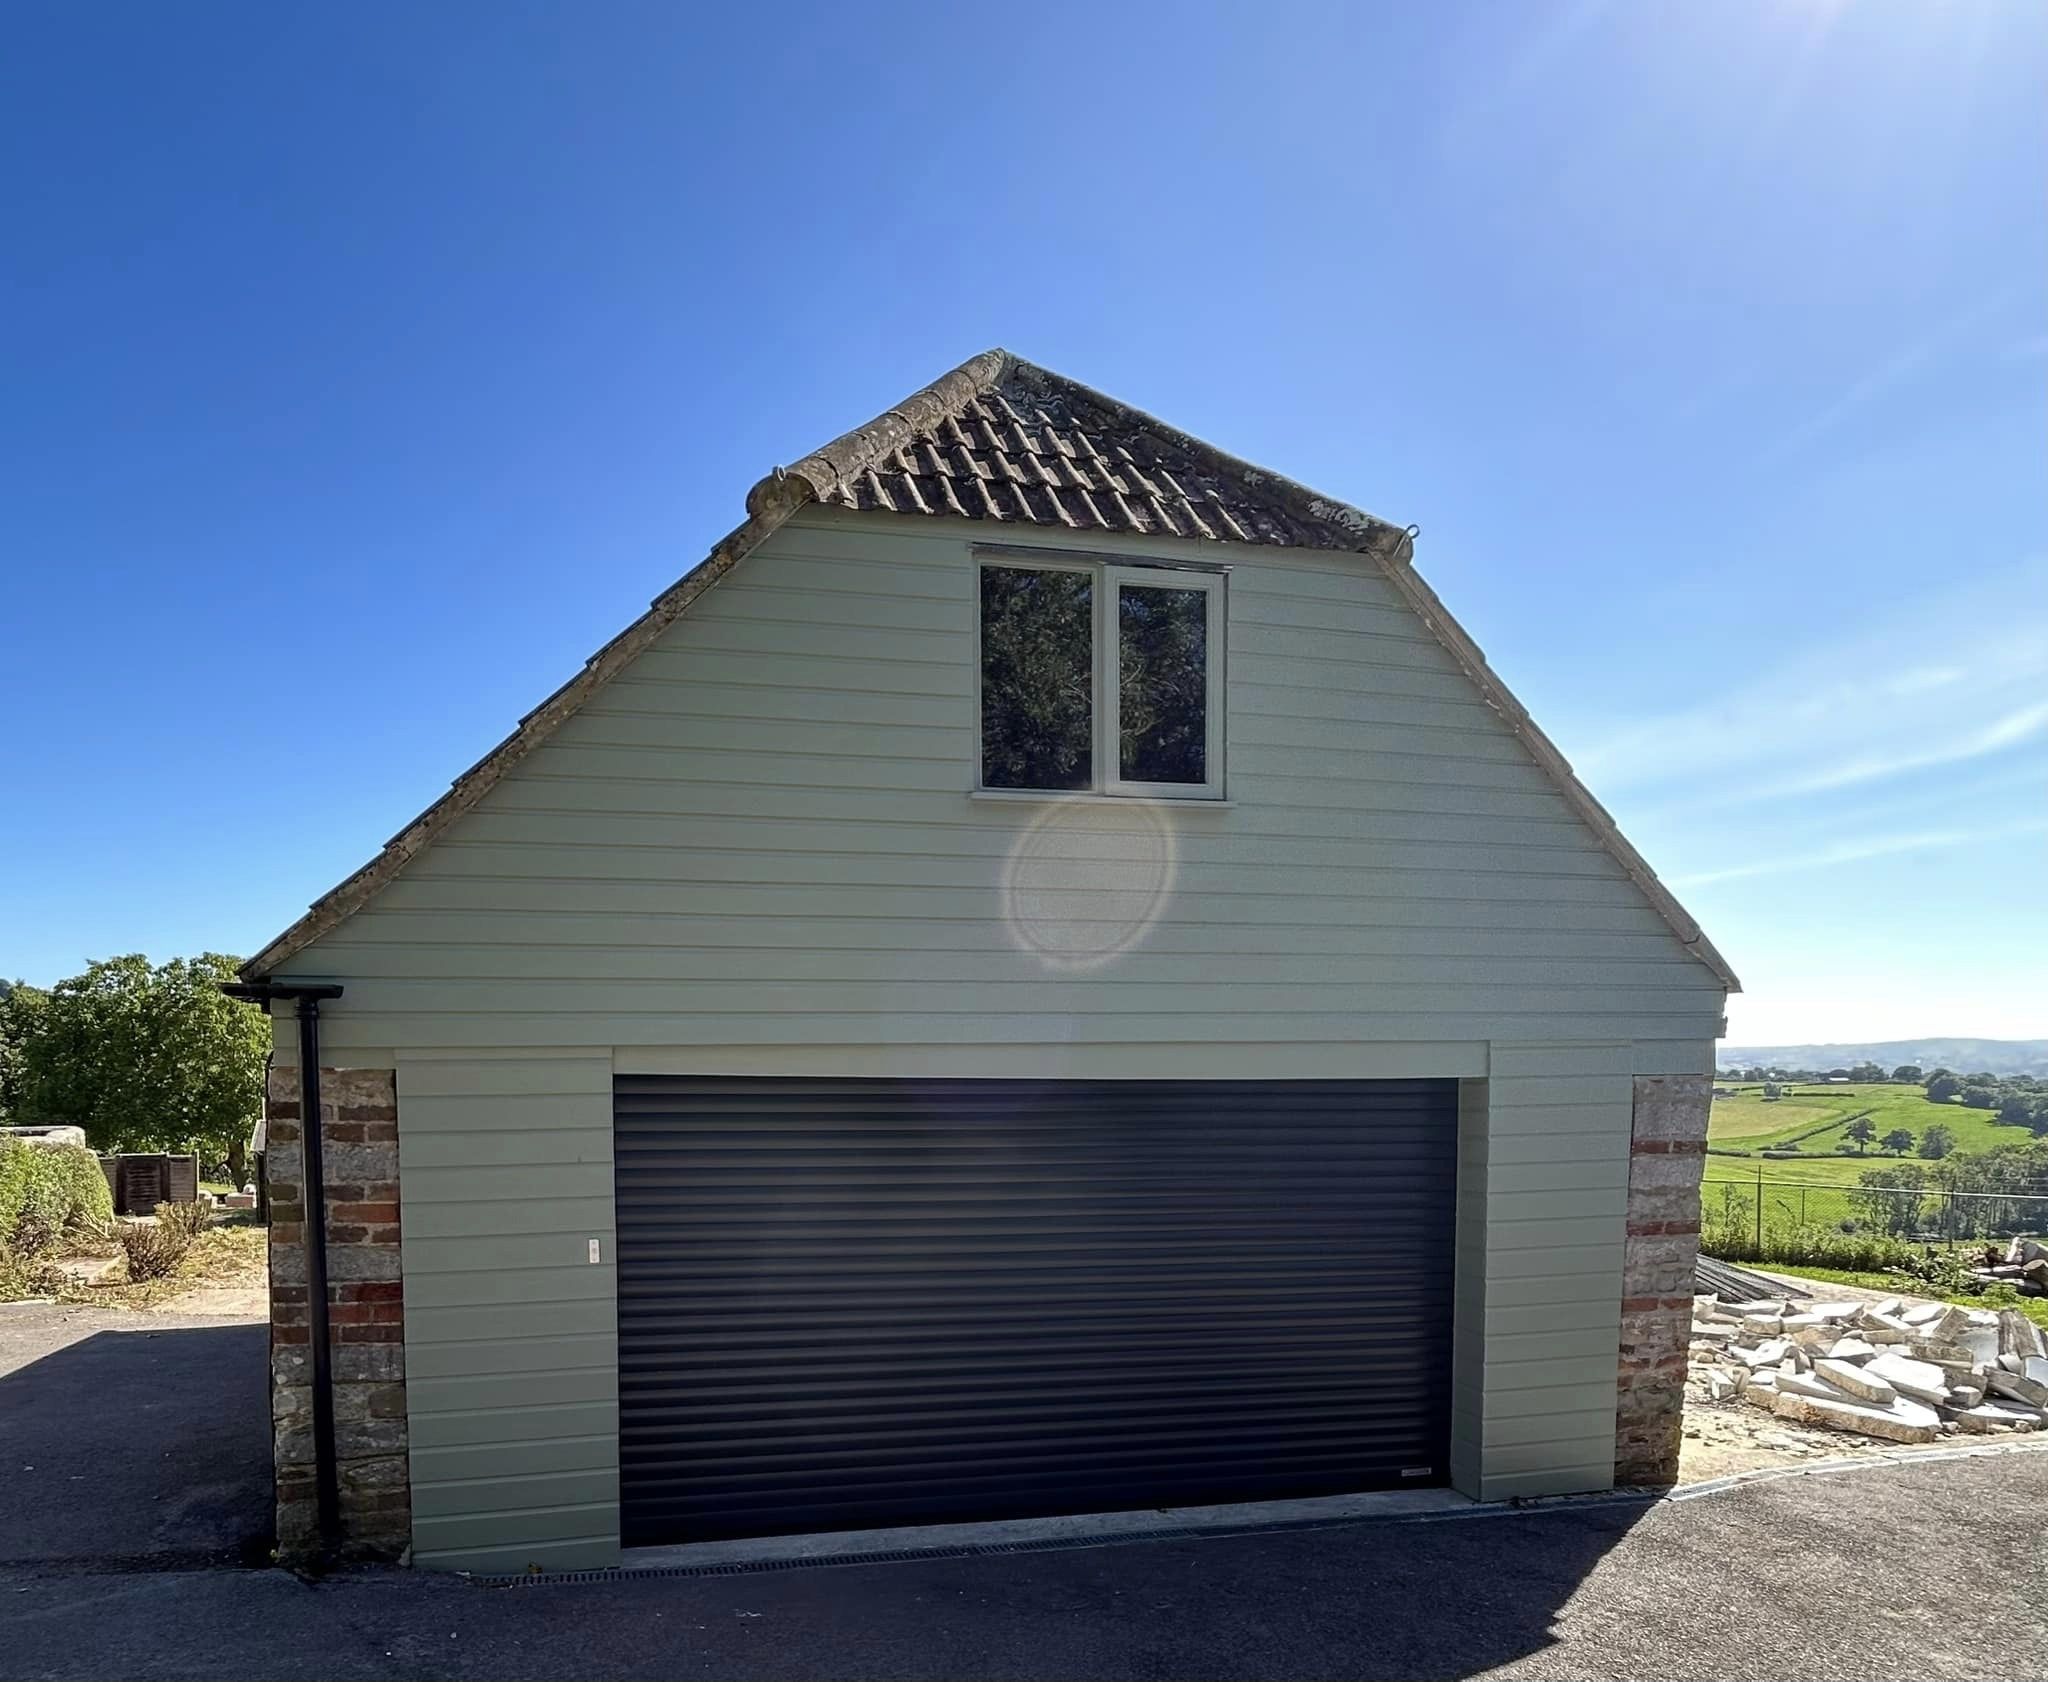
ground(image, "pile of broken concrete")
xmin=1692 ymin=1294 xmax=2048 ymax=1444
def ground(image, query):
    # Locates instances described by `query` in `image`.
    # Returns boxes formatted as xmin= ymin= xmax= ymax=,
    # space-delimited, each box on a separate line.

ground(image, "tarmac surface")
xmin=4 ymin=1301 xmax=2044 ymax=1681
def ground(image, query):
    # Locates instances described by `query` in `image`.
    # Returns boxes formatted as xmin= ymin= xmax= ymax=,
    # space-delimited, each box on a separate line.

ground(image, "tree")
xmin=13 ymin=954 xmax=267 ymax=1185
xmin=0 ymin=981 xmax=49 ymax=1121
xmin=1849 ymin=1062 xmax=1885 ymax=1084
xmin=1762 ymin=1081 xmax=1782 ymax=1101
xmin=1879 ymin=1127 xmax=1915 ymax=1156
xmin=1999 ymin=1093 xmax=2034 ymax=1127
xmin=1919 ymin=1123 xmax=1957 ymax=1159
xmin=1925 ymin=1073 xmax=1962 ymax=1103
xmin=1844 ymin=1116 xmax=1877 ymax=1153
xmin=1892 ymin=1065 xmax=1924 ymax=1084
xmin=2031 ymin=1100 xmax=2048 ymax=1141
xmin=1962 ymin=1085 xmax=2000 ymax=1110
xmin=1851 ymin=1163 xmax=1929 ymax=1237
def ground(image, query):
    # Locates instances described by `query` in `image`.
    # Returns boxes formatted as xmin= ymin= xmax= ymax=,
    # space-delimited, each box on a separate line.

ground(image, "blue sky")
xmin=2 ymin=0 xmax=2041 ymax=1044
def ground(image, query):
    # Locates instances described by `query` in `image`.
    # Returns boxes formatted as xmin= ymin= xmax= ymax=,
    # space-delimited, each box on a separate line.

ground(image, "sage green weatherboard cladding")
xmin=285 ymin=511 xmax=1726 ymax=1060
xmin=265 ymin=510 xmax=1725 ymax=1569
xmin=393 ymin=1054 xmax=620 ymax=1572
xmin=248 ymin=356 xmax=1727 ymax=1572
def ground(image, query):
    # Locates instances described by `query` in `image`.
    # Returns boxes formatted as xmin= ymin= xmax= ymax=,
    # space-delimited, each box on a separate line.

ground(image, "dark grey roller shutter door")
xmin=615 ymin=1077 xmax=1457 ymax=1546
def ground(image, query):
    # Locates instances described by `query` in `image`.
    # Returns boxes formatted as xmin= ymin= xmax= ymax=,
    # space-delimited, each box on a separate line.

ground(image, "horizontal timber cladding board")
xmin=613 ymin=1076 xmax=1457 ymax=1546
xmin=397 ymin=1053 xmax=622 ymax=1571
xmin=488 ymin=773 xmax=1585 ymax=827
xmin=406 ymin=848 xmax=1635 ymax=897
xmin=543 ymin=713 xmax=1536 ymax=771
xmin=367 ymin=881 xmax=1681 ymax=933
xmin=443 ymin=812 xmax=1617 ymax=875
xmin=297 ymin=947 xmax=1708 ymax=989
xmin=318 ymin=1015 xmax=1717 ymax=1057
xmin=585 ymin=675 xmax=1503 ymax=733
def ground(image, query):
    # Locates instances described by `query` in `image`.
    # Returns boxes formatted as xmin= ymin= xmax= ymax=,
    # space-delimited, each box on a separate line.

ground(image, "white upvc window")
xmin=975 ymin=554 xmax=1225 ymax=801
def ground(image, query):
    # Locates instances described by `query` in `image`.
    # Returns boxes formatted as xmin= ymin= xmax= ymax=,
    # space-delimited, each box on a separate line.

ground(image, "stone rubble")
xmin=1689 ymin=1293 xmax=2048 ymax=1446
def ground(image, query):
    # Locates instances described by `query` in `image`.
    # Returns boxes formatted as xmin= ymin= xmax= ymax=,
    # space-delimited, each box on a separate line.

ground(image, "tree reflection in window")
xmin=1118 ymin=582 xmax=1207 ymax=784
xmin=979 ymin=566 xmax=1093 ymax=790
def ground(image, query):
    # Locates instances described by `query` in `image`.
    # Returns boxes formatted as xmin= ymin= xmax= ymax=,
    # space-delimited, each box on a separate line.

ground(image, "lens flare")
xmin=1000 ymin=800 xmax=1178 ymax=972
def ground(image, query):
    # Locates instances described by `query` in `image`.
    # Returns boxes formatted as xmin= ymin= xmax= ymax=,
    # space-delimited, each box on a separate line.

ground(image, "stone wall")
xmin=264 ymin=1064 xmax=410 ymax=1561
xmin=1615 ymin=1073 xmax=1711 ymax=1485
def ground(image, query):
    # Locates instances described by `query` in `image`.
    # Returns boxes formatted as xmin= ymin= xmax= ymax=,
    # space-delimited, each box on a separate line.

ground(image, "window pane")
xmin=1118 ymin=582 xmax=1208 ymax=784
xmin=980 ymin=566 xmax=1094 ymax=790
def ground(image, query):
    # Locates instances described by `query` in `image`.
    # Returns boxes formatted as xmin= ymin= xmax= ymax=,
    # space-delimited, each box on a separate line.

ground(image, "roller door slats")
xmin=616 ymin=1075 xmax=1455 ymax=1544
xmin=621 ymin=1372 xmax=1434 ymax=1422
xmin=617 ymin=1347 xmax=1426 ymax=1389
xmin=627 ymin=1434 xmax=1437 ymax=1497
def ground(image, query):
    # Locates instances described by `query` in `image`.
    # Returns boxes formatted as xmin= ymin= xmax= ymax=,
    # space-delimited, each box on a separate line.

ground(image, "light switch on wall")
xmin=588 ymin=1237 xmax=601 ymax=1264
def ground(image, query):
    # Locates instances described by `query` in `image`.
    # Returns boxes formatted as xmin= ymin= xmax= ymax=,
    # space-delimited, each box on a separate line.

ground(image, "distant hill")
xmin=1718 ymin=1039 xmax=2048 ymax=1077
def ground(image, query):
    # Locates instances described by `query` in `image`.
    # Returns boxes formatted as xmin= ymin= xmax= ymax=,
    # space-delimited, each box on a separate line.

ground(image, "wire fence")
xmin=1701 ymin=1170 xmax=2048 ymax=1272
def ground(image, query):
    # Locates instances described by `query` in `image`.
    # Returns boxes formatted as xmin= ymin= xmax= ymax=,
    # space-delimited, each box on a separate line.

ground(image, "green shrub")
xmin=0 ymin=1248 xmax=67 ymax=1302
xmin=0 ymin=1139 xmax=113 ymax=1256
xmin=1701 ymin=1205 xmax=1920 ymax=1272
xmin=1890 ymin=1248 xmax=2003 ymax=1296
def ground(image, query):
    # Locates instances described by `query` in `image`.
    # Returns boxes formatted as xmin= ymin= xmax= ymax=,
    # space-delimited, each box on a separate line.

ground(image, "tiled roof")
xmin=759 ymin=349 xmax=1397 ymax=552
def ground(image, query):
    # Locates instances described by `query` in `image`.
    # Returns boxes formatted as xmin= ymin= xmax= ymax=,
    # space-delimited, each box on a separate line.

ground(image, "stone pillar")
xmin=264 ymin=1065 xmax=411 ymax=1562
xmin=1614 ymin=1074 xmax=1710 ymax=1485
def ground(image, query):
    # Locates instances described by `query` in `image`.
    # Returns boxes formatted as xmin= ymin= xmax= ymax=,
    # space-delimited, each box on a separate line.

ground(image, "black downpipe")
xmin=294 ymin=997 xmax=340 ymax=1548
xmin=222 ymin=979 xmax=344 ymax=1551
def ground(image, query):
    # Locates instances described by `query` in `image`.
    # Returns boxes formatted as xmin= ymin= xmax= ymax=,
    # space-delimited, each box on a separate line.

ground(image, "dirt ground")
xmin=38 ymin=1221 xmax=268 ymax=1318
xmin=1674 ymin=1389 xmax=1946 ymax=1481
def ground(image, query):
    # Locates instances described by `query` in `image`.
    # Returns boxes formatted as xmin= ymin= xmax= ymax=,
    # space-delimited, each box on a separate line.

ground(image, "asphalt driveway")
xmin=3 ymin=1302 xmax=2045 ymax=1681
xmin=0 ymin=1302 xmax=270 ymax=1572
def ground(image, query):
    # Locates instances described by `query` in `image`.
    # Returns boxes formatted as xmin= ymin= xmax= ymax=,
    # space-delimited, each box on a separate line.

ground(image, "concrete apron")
xmin=617 ymin=1487 xmax=1475 ymax=1575
xmin=474 ymin=1437 xmax=2048 ymax=1584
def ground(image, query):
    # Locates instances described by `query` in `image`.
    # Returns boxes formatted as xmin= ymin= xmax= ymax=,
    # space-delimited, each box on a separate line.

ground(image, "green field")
xmin=1706 ymin=1082 xmax=2025 ymax=1189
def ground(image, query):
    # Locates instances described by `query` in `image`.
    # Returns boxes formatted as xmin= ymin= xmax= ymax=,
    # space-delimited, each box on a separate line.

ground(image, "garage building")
xmin=240 ymin=351 xmax=1733 ymax=1571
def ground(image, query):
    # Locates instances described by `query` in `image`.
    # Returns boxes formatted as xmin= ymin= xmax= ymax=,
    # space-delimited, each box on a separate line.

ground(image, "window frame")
xmin=973 ymin=553 xmax=1226 ymax=802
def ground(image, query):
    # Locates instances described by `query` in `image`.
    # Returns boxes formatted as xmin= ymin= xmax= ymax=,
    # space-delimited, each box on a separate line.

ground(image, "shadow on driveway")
xmin=0 ymin=1307 xmax=270 ymax=1571
xmin=0 ymin=1493 xmax=1657 ymax=1682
